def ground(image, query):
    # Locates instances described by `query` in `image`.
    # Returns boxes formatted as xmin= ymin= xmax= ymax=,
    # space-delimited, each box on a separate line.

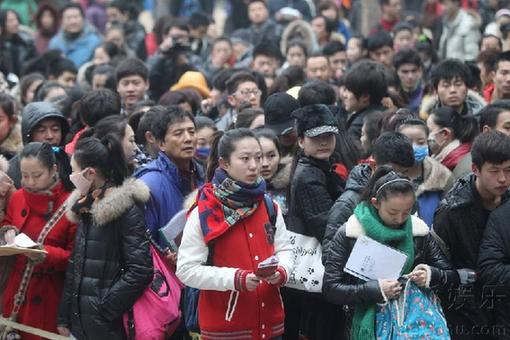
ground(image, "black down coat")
xmin=323 ymin=213 xmax=459 ymax=339
xmin=478 ymin=200 xmax=510 ymax=340
xmin=288 ymin=155 xmax=345 ymax=242
xmin=57 ymin=179 xmax=153 ymax=340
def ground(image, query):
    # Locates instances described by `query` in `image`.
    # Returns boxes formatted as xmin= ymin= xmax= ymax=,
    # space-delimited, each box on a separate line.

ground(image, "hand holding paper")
xmin=0 ymin=233 xmax=48 ymax=257
xmin=344 ymin=236 xmax=408 ymax=281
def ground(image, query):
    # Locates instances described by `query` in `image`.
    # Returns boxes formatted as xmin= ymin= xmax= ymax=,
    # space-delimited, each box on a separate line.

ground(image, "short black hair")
xmin=393 ymin=49 xmax=422 ymax=70
xmin=213 ymin=68 xmax=237 ymax=92
xmin=188 ymin=11 xmax=213 ymax=29
xmin=307 ymin=51 xmax=329 ymax=62
xmin=392 ymin=21 xmax=414 ymax=36
xmin=212 ymin=36 xmax=232 ymax=48
xmin=150 ymin=106 xmax=195 ymax=141
xmin=472 ymin=131 xmax=510 ymax=169
xmin=298 ymin=80 xmax=336 ymax=106
xmin=247 ymin=0 xmax=268 ymax=8
xmin=49 ymin=58 xmax=77 ymax=79
xmin=115 ymin=57 xmax=148 ymax=84
xmin=343 ymin=60 xmax=387 ymax=105
xmin=322 ymin=41 xmax=346 ymax=57
xmin=252 ymin=41 xmax=283 ymax=61
xmin=367 ymin=31 xmax=393 ymax=52
xmin=372 ymin=132 xmax=415 ymax=167
xmin=479 ymin=100 xmax=510 ymax=131
xmin=431 ymin=59 xmax=471 ymax=90
xmin=78 ymin=89 xmax=121 ymax=127
xmin=136 ymin=105 xmax=165 ymax=144
xmin=226 ymin=71 xmax=257 ymax=95
xmin=60 ymin=3 xmax=84 ymax=18
xmin=108 ymin=0 xmax=130 ymax=13
xmin=164 ymin=18 xmax=189 ymax=35
xmin=495 ymin=51 xmax=510 ymax=72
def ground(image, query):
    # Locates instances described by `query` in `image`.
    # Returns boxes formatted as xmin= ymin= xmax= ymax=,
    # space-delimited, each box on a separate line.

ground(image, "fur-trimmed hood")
xmin=66 ymin=178 xmax=150 ymax=226
xmin=0 ymin=154 xmax=9 ymax=173
xmin=419 ymin=89 xmax=486 ymax=120
xmin=416 ymin=157 xmax=453 ymax=197
xmin=345 ymin=214 xmax=429 ymax=239
xmin=280 ymin=19 xmax=318 ymax=56
xmin=0 ymin=123 xmax=22 ymax=157
xmin=269 ymin=155 xmax=292 ymax=190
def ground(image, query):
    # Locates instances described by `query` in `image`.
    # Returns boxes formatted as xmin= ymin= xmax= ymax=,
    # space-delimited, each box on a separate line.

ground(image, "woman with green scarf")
xmin=323 ymin=165 xmax=459 ymax=339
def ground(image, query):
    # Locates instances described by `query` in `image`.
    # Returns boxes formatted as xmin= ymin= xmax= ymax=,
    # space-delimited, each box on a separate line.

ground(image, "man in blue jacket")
xmin=135 ymin=106 xmax=204 ymax=248
xmin=49 ymin=3 xmax=102 ymax=67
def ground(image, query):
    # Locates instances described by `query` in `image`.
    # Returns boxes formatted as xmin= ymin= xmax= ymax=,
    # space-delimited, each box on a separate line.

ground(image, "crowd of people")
xmin=0 ymin=0 xmax=510 ymax=339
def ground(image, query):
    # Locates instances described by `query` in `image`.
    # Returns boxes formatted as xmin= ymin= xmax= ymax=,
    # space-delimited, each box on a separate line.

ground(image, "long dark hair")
xmin=206 ymin=128 xmax=260 ymax=182
xmin=74 ymin=134 xmax=130 ymax=186
xmin=20 ymin=142 xmax=74 ymax=191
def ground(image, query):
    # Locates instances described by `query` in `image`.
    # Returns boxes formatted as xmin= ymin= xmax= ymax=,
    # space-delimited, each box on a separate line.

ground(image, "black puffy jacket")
xmin=433 ymin=174 xmax=510 ymax=339
xmin=323 ymin=213 xmax=459 ymax=338
xmin=0 ymin=31 xmax=37 ymax=76
xmin=288 ymin=155 xmax=344 ymax=242
xmin=57 ymin=179 xmax=153 ymax=340
xmin=478 ymin=200 xmax=510 ymax=340
xmin=323 ymin=164 xmax=371 ymax=260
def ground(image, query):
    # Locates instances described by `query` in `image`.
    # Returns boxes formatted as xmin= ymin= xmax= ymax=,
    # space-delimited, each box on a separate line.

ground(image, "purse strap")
xmin=8 ymin=203 xmax=68 ymax=320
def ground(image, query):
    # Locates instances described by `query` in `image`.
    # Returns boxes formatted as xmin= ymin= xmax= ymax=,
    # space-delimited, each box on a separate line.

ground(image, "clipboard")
xmin=0 ymin=247 xmax=47 ymax=257
xmin=344 ymin=235 xmax=408 ymax=281
xmin=0 ymin=233 xmax=47 ymax=257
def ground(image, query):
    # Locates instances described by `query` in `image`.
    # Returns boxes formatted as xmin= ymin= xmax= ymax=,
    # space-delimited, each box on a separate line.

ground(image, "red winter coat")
xmin=1 ymin=181 xmax=76 ymax=340
xmin=177 ymin=199 xmax=294 ymax=340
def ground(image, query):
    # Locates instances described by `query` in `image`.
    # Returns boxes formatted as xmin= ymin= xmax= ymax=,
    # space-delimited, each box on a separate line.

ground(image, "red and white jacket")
xmin=176 ymin=201 xmax=293 ymax=340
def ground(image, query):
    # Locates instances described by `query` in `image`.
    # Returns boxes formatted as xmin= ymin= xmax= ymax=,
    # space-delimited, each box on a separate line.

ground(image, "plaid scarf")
xmin=198 ymin=168 xmax=266 ymax=244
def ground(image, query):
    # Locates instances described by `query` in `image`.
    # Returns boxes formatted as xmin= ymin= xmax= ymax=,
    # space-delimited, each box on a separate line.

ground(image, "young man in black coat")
xmin=434 ymin=131 xmax=510 ymax=340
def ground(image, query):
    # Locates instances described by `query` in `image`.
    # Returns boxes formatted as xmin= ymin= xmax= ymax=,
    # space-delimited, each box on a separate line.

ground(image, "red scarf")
xmin=442 ymin=143 xmax=472 ymax=170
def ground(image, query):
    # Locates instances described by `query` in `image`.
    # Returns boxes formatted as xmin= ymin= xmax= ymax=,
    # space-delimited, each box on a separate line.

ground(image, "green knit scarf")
xmin=350 ymin=202 xmax=415 ymax=340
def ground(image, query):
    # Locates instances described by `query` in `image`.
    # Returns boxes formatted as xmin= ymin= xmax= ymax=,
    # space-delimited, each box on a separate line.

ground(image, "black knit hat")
xmin=264 ymin=92 xmax=300 ymax=135
xmin=291 ymin=104 xmax=339 ymax=137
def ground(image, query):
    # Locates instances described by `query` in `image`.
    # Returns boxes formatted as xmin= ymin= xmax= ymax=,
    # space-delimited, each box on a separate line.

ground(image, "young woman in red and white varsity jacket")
xmin=176 ymin=128 xmax=293 ymax=340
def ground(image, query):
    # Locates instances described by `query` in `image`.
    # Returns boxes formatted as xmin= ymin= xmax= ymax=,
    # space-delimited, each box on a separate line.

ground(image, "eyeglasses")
xmin=235 ymin=89 xmax=262 ymax=97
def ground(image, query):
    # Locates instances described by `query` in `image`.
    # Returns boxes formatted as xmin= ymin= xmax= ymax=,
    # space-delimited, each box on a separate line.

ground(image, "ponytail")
xmin=430 ymin=107 xmax=479 ymax=143
xmin=74 ymin=134 xmax=130 ymax=186
xmin=52 ymin=146 xmax=74 ymax=191
xmin=360 ymin=165 xmax=414 ymax=202
xmin=206 ymin=130 xmax=224 ymax=182
xmin=20 ymin=143 xmax=74 ymax=191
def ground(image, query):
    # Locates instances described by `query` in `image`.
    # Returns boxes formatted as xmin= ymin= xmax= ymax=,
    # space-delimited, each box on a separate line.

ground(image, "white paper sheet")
xmin=344 ymin=235 xmax=408 ymax=281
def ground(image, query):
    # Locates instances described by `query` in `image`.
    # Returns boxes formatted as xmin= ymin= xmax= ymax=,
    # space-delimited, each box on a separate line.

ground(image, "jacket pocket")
xmin=225 ymin=291 xmax=240 ymax=322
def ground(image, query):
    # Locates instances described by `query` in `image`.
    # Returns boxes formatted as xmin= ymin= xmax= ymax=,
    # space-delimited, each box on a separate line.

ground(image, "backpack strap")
xmin=263 ymin=194 xmax=277 ymax=227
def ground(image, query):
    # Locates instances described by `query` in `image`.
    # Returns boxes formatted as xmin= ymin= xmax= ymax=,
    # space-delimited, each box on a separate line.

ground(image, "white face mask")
xmin=69 ymin=168 xmax=93 ymax=196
